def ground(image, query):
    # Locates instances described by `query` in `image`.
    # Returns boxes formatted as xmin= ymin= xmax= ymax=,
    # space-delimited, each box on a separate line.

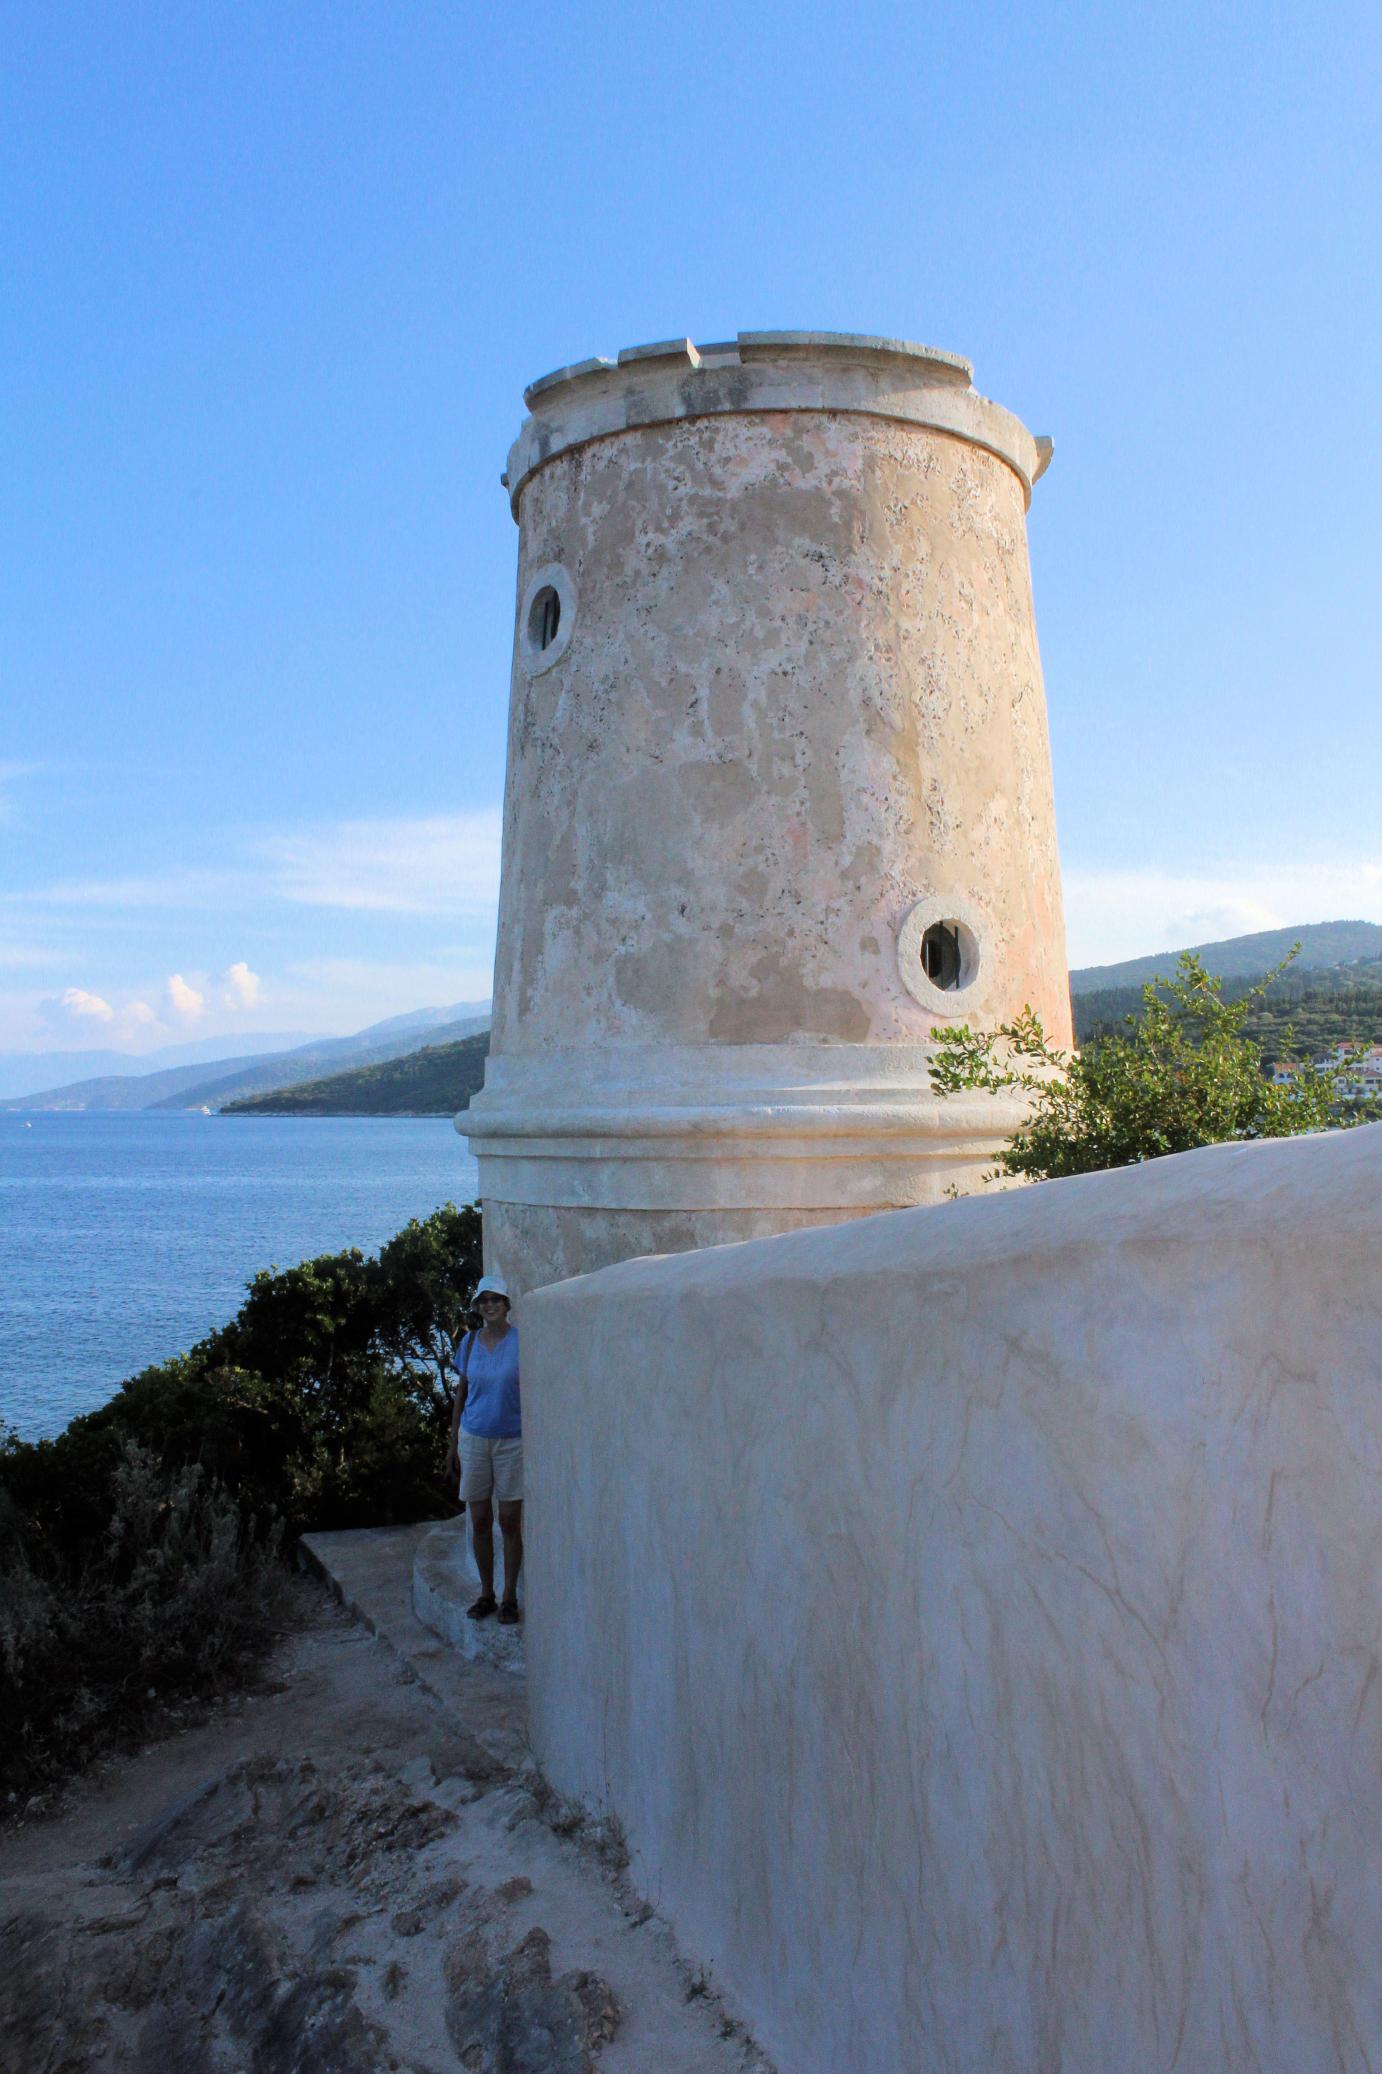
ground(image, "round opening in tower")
xmin=920 ymin=921 xmax=963 ymax=990
xmin=518 ymin=563 xmax=578 ymax=675
xmin=896 ymin=899 xmax=985 ymax=1013
xmin=529 ymin=585 xmax=561 ymax=652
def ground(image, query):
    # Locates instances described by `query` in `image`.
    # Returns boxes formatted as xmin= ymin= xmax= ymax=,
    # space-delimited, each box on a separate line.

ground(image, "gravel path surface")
xmin=0 ymin=1577 xmax=773 ymax=2073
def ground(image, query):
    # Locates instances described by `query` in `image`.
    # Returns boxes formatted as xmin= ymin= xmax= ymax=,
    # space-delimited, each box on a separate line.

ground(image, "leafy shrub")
xmin=3 ymin=1202 xmax=482 ymax=1558
xmin=0 ymin=1200 xmax=484 ymax=1794
xmin=931 ymin=953 xmax=1381 ymax=1183
xmin=0 ymin=1441 xmax=285 ymax=1794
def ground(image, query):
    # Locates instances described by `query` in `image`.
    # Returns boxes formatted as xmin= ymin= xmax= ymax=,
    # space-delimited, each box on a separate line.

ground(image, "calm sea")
xmin=0 ymin=1113 xmax=480 ymax=1441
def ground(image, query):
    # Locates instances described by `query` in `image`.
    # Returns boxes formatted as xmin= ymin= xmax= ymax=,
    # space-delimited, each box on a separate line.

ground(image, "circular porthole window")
xmin=920 ymin=920 xmax=962 ymax=990
xmin=530 ymin=585 xmax=561 ymax=652
xmin=518 ymin=563 xmax=577 ymax=675
xmin=896 ymin=897 xmax=988 ymax=1015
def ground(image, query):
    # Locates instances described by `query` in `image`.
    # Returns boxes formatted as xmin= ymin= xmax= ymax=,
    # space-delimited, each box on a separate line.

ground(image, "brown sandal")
xmin=466 ymin=1594 xmax=497 ymax=1621
xmin=497 ymin=1602 xmax=522 ymax=1626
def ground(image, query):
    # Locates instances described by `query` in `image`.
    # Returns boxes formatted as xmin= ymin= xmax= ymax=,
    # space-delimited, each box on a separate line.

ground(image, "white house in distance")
xmin=1271 ymin=1042 xmax=1382 ymax=1099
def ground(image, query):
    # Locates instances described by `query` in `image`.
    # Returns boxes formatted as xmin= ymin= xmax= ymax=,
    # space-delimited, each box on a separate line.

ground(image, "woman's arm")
xmin=444 ymin=1333 xmax=471 ymax=1476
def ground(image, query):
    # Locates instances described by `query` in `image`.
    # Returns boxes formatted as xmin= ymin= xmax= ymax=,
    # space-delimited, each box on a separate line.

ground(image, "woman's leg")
xmin=468 ymin=1496 xmax=496 ymax=1604
xmin=497 ymin=1500 xmax=523 ymax=1610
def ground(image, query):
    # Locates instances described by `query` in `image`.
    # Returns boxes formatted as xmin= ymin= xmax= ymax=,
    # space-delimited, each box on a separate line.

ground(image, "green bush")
xmin=931 ymin=953 xmax=1381 ymax=1182
xmin=0 ymin=1441 xmax=285 ymax=1794
xmin=4 ymin=1202 xmax=482 ymax=1555
xmin=0 ymin=1200 xmax=483 ymax=1795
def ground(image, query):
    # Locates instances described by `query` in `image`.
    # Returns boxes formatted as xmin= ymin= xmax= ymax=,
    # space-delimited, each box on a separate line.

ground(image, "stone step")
xmin=412 ymin=1515 xmax=525 ymax=1674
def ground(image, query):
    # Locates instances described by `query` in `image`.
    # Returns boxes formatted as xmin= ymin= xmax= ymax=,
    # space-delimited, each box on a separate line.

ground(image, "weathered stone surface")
xmin=445 ymin=1919 xmax=621 ymax=2073
xmin=390 ymin=1872 xmax=465 ymax=1937
xmin=464 ymin=333 xmax=1070 ymax=1291
xmin=138 ymin=1903 xmax=383 ymax=2072
xmin=0 ymin=1595 xmax=768 ymax=2074
xmin=0 ymin=1909 xmax=112 ymax=2072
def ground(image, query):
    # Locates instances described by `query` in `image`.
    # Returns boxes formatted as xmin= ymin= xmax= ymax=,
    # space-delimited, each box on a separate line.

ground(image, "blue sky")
xmin=4 ymin=0 xmax=1380 ymax=1053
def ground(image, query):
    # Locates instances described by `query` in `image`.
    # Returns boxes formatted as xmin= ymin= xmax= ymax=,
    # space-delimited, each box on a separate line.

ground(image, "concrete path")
xmin=304 ymin=1515 xmax=526 ymax=1678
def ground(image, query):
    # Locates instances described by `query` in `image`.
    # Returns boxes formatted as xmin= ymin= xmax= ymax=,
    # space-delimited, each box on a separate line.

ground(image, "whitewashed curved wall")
xmin=522 ymin=1123 xmax=1382 ymax=2074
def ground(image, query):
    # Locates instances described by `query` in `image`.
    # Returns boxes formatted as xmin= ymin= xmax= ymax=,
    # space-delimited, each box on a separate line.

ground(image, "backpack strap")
xmin=454 ymin=1329 xmax=475 ymax=1389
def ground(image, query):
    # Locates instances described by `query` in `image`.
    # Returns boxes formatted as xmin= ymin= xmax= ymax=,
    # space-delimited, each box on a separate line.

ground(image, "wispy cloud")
xmin=4 ymin=812 xmax=504 ymax=923
xmin=288 ymin=954 xmax=493 ymax=996
xmin=274 ymin=956 xmax=493 ymax=1028
xmin=0 ymin=761 xmax=41 ymax=826
xmin=34 ymin=987 xmax=163 ymax=1043
xmin=1064 ymin=857 xmax=1382 ymax=968
xmin=11 ymin=959 xmax=270 ymax=1051
xmin=260 ymin=811 xmax=503 ymax=916
xmin=38 ymin=986 xmax=116 ymax=1028
xmin=164 ymin=973 xmax=205 ymax=1022
xmin=10 ymin=868 xmax=243 ymax=911
xmin=220 ymin=960 xmax=261 ymax=1009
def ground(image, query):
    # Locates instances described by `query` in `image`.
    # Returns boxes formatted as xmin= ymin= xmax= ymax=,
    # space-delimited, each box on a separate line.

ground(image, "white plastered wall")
xmin=521 ymin=1121 xmax=1382 ymax=2074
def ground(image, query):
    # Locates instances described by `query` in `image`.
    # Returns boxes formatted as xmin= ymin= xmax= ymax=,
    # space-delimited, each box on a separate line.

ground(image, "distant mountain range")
xmin=0 ymin=1030 xmax=317 ymax=1104
xmin=0 ymin=1003 xmax=492 ymax=1113
xmin=9 ymin=920 xmax=1382 ymax=1118
xmin=1069 ymin=920 xmax=1382 ymax=994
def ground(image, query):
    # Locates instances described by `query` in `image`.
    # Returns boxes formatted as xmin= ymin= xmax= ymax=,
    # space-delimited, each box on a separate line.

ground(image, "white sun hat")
xmin=473 ymin=1273 xmax=510 ymax=1302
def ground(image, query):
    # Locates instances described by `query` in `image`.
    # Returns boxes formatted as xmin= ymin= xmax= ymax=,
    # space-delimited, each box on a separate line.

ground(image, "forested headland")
xmin=222 ymin=1031 xmax=490 ymax=1116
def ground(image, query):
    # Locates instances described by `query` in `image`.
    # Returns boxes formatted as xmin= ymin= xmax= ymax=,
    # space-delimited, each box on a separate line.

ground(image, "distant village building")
xmin=1272 ymin=1042 xmax=1382 ymax=1099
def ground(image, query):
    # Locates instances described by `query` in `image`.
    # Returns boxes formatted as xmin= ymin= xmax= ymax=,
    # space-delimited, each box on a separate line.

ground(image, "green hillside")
xmin=1069 ymin=920 xmax=1382 ymax=995
xmin=1074 ymin=959 xmax=1382 ymax=1064
xmin=221 ymin=1032 xmax=490 ymax=1116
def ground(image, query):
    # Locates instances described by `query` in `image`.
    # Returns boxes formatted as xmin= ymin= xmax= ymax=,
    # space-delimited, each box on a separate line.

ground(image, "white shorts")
xmin=458 ymin=1432 xmax=524 ymax=1504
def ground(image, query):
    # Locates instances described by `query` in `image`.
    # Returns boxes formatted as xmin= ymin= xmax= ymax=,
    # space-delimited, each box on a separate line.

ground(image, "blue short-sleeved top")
xmin=455 ymin=1326 xmax=521 ymax=1439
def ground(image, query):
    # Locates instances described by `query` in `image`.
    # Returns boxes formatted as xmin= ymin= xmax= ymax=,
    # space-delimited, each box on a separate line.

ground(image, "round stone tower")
xmin=461 ymin=331 xmax=1071 ymax=1294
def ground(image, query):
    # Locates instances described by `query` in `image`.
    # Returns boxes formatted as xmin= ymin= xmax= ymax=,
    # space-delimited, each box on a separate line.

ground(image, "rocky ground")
xmin=0 ymin=1578 xmax=773 ymax=2073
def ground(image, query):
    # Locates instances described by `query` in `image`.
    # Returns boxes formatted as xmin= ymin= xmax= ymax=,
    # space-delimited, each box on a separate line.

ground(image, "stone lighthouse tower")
xmin=461 ymin=331 xmax=1071 ymax=1294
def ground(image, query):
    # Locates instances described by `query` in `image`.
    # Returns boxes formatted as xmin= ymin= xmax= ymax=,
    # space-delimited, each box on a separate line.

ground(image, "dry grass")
xmin=0 ymin=1441 xmax=288 ymax=1799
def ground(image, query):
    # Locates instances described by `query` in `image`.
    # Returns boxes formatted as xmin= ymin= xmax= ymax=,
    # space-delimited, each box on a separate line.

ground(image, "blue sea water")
xmin=0 ymin=1113 xmax=480 ymax=1440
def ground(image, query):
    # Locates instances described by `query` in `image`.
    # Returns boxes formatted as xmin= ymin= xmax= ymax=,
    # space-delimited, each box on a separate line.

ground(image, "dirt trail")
xmin=0 ymin=1579 xmax=773 ymax=2073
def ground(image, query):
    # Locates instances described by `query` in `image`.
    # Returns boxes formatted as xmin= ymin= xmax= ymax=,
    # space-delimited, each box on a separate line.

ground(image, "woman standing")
xmin=445 ymin=1273 xmax=523 ymax=1623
